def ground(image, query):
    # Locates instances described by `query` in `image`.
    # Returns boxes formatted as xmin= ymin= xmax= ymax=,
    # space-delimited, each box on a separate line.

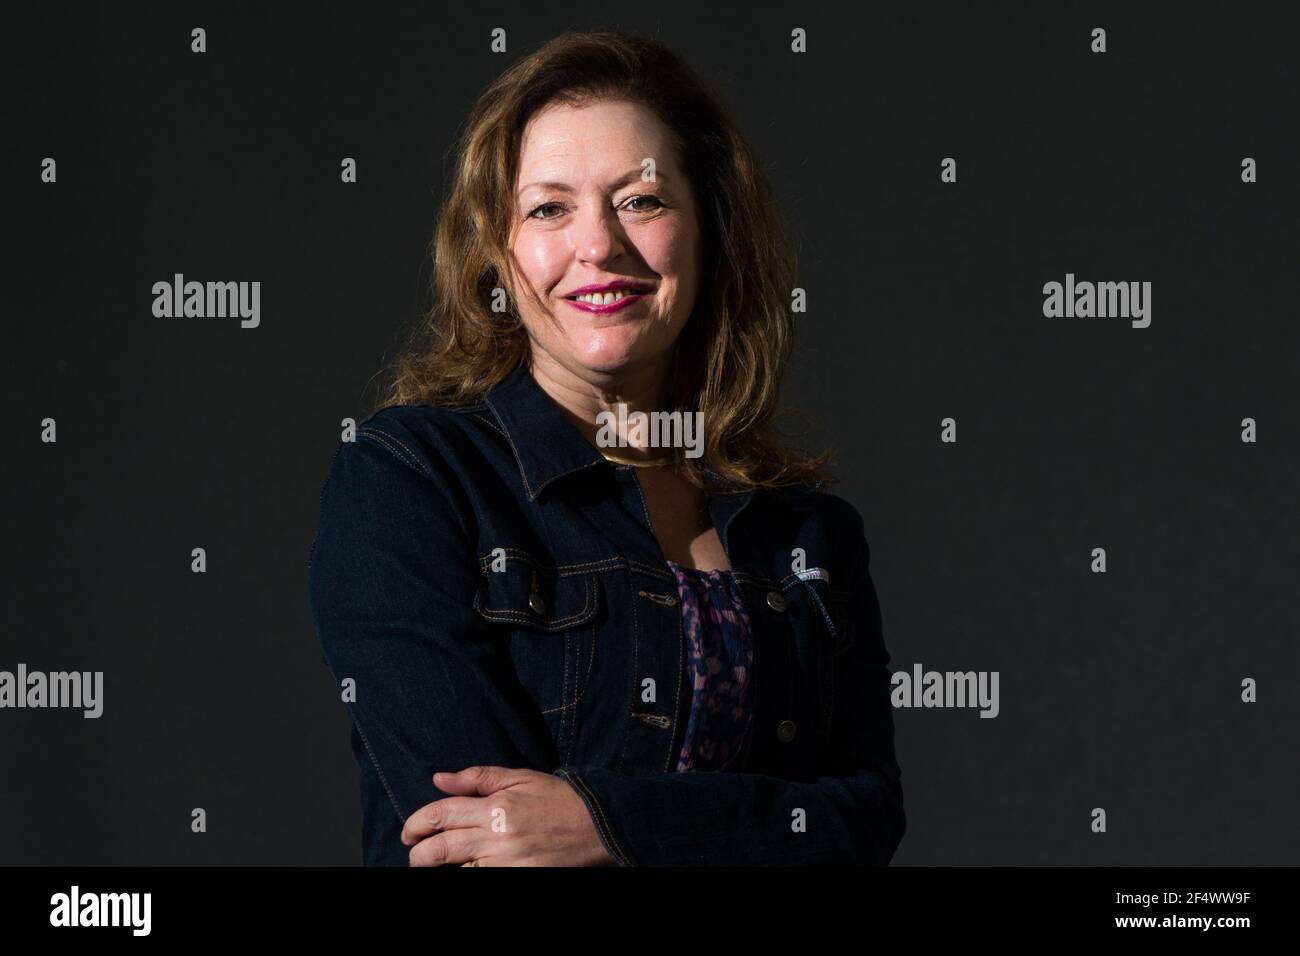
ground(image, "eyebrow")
xmin=516 ymin=169 xmax=670 ymax=199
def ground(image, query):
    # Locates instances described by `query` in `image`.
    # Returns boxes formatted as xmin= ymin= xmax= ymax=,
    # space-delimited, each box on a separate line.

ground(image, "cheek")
xmin=511 ymin=232 xmax=567 ymax=291
xmin=642 ymin=222 xmax=702 ymax=322
xmin=640 ymin=217 xmax=698 ymax=276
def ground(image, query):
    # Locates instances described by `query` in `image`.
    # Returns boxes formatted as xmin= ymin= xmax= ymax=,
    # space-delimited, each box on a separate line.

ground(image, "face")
xmin=508 ymin=98 xmax=703 ymax=390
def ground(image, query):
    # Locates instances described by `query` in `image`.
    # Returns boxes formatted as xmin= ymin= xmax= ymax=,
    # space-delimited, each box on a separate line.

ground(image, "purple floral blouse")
xmin=665 ymin=560 xmax=755 ymax=773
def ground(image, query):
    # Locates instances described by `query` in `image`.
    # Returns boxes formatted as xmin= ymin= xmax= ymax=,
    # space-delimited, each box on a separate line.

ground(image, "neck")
xmin=528 ymin=351 xmax=672 ymax=459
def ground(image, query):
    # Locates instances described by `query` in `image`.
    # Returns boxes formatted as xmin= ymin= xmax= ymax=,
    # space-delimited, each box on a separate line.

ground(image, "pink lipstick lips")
xmin=560 ymin=279 xmax=655 ymax=315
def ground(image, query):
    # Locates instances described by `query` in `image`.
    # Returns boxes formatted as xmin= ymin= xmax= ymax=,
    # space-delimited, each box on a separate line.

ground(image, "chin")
xmin=573 ymin=352 xmax=639 ymax=377
xmin=571 ymin=332 xmax=646 ymax=375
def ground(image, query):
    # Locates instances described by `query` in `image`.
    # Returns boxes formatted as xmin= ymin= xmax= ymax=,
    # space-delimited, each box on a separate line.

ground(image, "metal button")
xmin=777 ymin=719 xmax=797 ymax=743
xmin=766 ymin=591 xmax=788 ymax=612
xmin=528 ymin=593 xmax=546 ymax=614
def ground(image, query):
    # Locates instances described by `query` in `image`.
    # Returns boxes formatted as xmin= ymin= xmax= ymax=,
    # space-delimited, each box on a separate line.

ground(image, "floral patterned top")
xmin=665 ymin=560 xmax=755 ymax=773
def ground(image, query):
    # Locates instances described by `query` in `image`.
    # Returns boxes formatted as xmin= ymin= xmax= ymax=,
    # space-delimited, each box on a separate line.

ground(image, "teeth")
xmin=571 ymin=290 xmax=643 ymax=304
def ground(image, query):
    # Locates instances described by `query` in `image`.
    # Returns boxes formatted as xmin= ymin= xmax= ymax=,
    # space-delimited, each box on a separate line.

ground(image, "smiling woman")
xmin=308 ymin=29 xmax=906 ymax=867
xmin=509 ymin=95 xmax=702 ymax=418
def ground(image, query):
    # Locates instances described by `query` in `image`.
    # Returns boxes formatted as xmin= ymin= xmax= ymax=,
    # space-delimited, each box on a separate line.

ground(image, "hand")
xmin=400 ymin=765 xmax=617 ymax=867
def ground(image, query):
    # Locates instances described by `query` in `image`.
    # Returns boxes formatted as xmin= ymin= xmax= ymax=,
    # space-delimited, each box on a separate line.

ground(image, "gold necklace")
xmin=599 ymin=449 xmax=673 ymax=468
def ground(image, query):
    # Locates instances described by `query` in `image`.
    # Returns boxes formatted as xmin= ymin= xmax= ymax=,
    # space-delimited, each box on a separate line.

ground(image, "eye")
xmin=528 ymin=202 xmax=565 ymax=220
xmin=623 ymin=195 xmax=665 ymax=213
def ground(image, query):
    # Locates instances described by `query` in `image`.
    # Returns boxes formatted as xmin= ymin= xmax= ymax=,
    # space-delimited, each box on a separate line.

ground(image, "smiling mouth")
xmin=560 ymin=289 xmax=652 ymax=316
xmin=563 ymin=289 xmax=652 ymax=305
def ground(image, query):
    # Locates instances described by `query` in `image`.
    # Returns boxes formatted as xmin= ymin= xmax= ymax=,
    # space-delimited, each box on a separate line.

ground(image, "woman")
xmin=308 ymin=30 xmax=905 ymax=866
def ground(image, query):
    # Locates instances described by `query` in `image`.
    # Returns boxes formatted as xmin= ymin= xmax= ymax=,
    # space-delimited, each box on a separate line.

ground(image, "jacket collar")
xmin=484 ymin=365 xmax=607 ymax=501
xmin=483 ymin=365 xmax=823 ymax=511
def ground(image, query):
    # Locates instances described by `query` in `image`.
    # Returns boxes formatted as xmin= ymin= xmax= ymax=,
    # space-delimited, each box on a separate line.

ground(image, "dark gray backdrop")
xmin=4 ymin=0 xmax=1297 ymax=865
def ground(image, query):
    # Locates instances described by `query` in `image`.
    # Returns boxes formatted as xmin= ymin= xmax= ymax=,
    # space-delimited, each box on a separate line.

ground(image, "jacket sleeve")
xmin=307 ymin=427 xmax=558 ymax=865
xmin=554 ymin=515 xmax=906 ymax=866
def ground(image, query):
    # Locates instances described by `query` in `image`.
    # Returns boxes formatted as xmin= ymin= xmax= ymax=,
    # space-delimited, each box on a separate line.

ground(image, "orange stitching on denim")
xmin=358 ymin=428 xmax=433 ymax=481
xmin=568 ymin=622 xmax=599 ymax=711
xmin=467 ymin=409 xmax=507 ymax=438
xmin=565 ymin=771 xmax=630 ymax=865
xmin=475 ymin=550 xmax=691 ymax=581
xmin=476 ymin=550 xmax=622 ymax=576
xmin=319 ymin=642 xmax=407 ymax=824
xmin=476 ymin=550 xmax=625 ymax=577
xmin=538 ymin=605 xmax=595 ymax=710
xmin=358 ymin=430 xmax=422 ymax=474
xmin=555 ymin=627 xmax=573 ymax=756
xmin=566 ymin=627 xmax=593 ymax=765
xmin=558 ymin=631 xmax=574 ymax=763
xmin=473 ymin=574 xmax=597 ymax=628
xmin=628 ymin=559 xmax=675 ymax=582
xmin=483 ymin=393 xmax=541 ymax=500
xmin=349 ymin=707 xmax=406 ymax=824
xmin=555 ymin=559 xmax=623 ymax=575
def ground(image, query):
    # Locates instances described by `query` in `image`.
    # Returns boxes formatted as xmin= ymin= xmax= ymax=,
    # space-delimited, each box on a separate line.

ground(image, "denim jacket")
xmin=307 ymin=365 xmax=905 ymax=866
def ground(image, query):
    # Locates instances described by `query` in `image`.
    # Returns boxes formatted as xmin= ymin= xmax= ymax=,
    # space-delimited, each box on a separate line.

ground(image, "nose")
xmin=571 ymin=202 xmax=627 ymax=266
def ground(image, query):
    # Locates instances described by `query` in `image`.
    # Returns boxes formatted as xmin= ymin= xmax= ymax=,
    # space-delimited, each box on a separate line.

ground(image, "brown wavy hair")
xmin=372 ymin=29 xmax=832 ymax=491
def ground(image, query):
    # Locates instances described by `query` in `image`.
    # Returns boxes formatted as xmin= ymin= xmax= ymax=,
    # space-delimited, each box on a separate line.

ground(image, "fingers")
xmin=404 ymin=766 xmax=542 ymax=865
xmin=401 ymin=795 xmax=482 ymax=847
xmin=409 ymin=827 xmax=479 ymax=867
xmin=433 ymin=765 xmax=519 ymax=796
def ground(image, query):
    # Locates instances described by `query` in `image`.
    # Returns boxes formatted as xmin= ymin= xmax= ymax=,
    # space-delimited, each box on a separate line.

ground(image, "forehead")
xmin=517 ymin=99 xmax=680 ymax=177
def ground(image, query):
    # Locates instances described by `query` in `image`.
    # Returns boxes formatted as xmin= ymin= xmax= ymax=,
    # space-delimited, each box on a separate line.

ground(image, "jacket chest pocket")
xmin=473 ymin=554 xmax=602 ymax=763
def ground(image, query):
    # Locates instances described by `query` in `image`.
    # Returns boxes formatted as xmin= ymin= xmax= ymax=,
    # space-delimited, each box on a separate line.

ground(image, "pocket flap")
xmin=473 ymin=555 xmax=599 ymax=632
